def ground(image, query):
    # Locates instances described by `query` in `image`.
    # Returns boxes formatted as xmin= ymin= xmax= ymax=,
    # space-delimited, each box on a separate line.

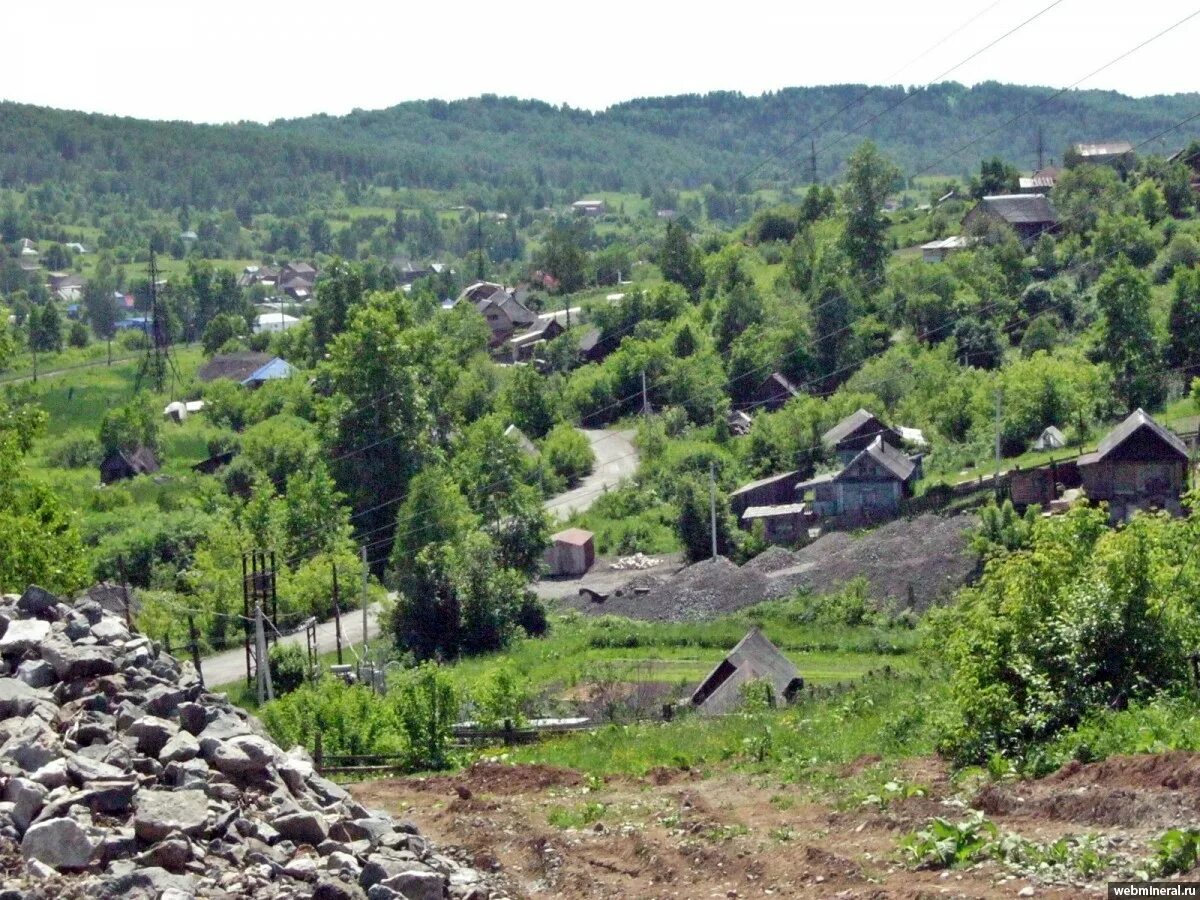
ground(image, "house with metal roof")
xmin=1078 ymin=409 xmax=1190 ymax=521
xmin=962 ymin=194 xmax=1059 ymax=246
xmin=822 ymin=409 xmax=903 ymax=465
xmin=740 ymin=371 xmax=801 ymax=413
xmin=1070 ymin=141 xmax=1135 ymax=170
xmin=690 ymin=628 xmax=804 ymax=715
xmin=99 ymin=446 xmax=160 ymax=485
xmin=730 ymin=470 xmax=800 ymax=517
xmin=1033 ymin=425 xmax=1067 ymax=451
xmin=740 ymin=503 xmax=809 ymax=545
xmin=240 ymin=357 xmax=297 ymax=388
xmin=805 ymin=436 xmax=920 ymax=520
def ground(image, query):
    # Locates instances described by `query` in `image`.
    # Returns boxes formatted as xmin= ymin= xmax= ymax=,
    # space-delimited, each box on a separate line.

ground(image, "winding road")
xmin=202 ymin=427 xmax=639 ymax=687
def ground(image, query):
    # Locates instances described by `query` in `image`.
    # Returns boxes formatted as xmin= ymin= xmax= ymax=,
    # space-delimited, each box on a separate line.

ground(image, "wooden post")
xmin=314 ymin=731 xmax=324 ymax=773
xmin=242 ymin=553 xmax=252 ymax=686
xmin=269 ymin=550 xmax=279 ymax=643
xmin=188 ymin=614 xmax=205 ymax=689
xmin=332 ymin=562 xmax=343 ymax=666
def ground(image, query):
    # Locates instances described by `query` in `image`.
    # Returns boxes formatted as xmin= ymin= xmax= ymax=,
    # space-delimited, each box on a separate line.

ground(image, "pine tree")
xmin=1166 ymin=266 xmax=1200 ymax=379
xmin=658 ymin=220 xmax=703 ymax=298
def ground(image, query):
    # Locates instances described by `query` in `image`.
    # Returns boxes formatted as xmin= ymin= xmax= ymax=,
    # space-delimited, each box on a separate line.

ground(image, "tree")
xmin=98 ymin=399 xmax=160 ymax=455
xmin=28 ymin=303 xmax=62 ymax=353
xmin=389 ymin=467 xmax=477 ymax=580
xmin=839 ymin=141 xmax=900 ymax=284
xmin=658 ymin=220 xmax=703 ymax=298
xmin=311 ymin=260 xmax=366 ymax=358
xmin=541 ymin=423 xmax=594 ymax=487
xmin=1093 ymin=256 xmax=1163 ymax=410
xmin=202 ymin=312 xmax=245 ymax=354
xmin=970 ymin=157 xmax=1019 ymax=198
xmin=308 ymin=216 xmax=332 ymax=254
xmin=674 ymin=474 xmax=734 ymax=562
xmin=1166 ymin=266 xmax=1200 ymax=379
xmin=499 ymin=364 xmax=556 ymax=439
xmin=67 ymin=319 xmax=89 ymax=349
xmin=83 ymin=274 xmax=118 ymax=341
xmin=537 ymin=219 xmax=587 ymax=294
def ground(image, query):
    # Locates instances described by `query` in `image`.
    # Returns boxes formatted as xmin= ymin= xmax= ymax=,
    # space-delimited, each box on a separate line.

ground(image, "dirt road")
xmin=351 ymin=752 xmax=1194 ymax=898
xmin=543 ymin=429 xmax=638 ymax=521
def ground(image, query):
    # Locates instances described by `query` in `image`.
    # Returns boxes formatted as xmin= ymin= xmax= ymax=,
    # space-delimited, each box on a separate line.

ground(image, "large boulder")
xmin=133 ymin=789 xmax=210 ymax=842
xmin=0 ymin=679 xmax=52 ymax=718
xmin=274 ymin=810 xmax=330 ymax=847
xmin=126 ymin=715 xmax=179 ymax=758
xmin=40 ymin=638 xmax=117 ymax=682
xmin=21 ymin=816 xmax=97 ymax=870
xmin=0 ymin=619 xmax=50 ymax=656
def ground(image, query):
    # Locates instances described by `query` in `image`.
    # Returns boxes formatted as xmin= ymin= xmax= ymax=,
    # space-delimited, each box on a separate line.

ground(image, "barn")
xmin=543 ymin=528 xmax=596 ymax=577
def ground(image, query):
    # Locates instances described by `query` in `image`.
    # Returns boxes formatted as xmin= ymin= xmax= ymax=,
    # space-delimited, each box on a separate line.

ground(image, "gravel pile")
xmin=0 ymin=585 xmax=502 ymax=900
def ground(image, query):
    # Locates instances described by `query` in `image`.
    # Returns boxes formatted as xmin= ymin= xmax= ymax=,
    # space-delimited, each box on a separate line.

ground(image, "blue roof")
xmin=240 ymin=357 xmax=296 ymax=385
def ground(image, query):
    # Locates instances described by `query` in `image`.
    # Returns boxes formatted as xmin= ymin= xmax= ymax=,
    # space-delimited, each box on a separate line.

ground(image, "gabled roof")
xmin=241 ymin=357 xmax=297 ymax=385
xmin=795 ymin=471 xmax=837 ymax=492
xmin=577 ymin=326 xmax=602 ymax=354
xmin=550 ymin=528 xmax=594 ymax=547
xmin=1078 ymin=409 xmax=1188 ymax=466
xmin=197 ymin=351 xmax=275 ymax=383
xmin=690 ymin=629 xmax=802 ymax=715
xmin=836 ymin=436 xmax=917 ymax=483
xmin=972 ymin=194 xmax=1059 ymax=225
xmin=762 ymin=371 xmax=800 ymax=397
xmin=1074 ymin=141 xmax=1134 ymax=158
xmin=822 ymin=408 xmax=886 ymax=448
xmin=741 ymin=503 xmax=807 ymax=520
xmin=730 ymin=470 xmax=799 ymax=498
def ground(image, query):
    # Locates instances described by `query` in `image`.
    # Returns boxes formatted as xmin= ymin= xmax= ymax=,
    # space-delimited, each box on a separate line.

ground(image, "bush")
xmin=541 ymin=423 xmax=594 ymax=487
xmin=392 ymin=662 xmax=458 ymax=771
xmin=261 ymin=678 xmax=401 ymax=757
xmin=89 ymin=487 xmax=133 ymax=512
xmin=268 ymin=643 xmax=308 ymax=696
xmin=472 ymin=665 xmax=530 ymax=730
xmin=48 ymin=433 xmax=100 ymax=468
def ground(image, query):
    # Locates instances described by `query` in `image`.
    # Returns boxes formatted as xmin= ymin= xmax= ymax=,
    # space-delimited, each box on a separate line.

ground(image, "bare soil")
xmin=350 ymin=751 xmax=1200 ymax=898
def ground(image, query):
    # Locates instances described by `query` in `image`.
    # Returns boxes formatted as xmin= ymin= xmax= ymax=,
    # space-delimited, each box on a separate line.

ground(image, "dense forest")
xmin=2 ymin=82 xmax=1198 ymax=214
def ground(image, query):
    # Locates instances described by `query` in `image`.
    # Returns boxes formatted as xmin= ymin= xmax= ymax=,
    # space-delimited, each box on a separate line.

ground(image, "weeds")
xmin=1143 ymin=828 xmax=1200 ymax=878
xmin=898 ymin=812 xmax=998 ymax=869
xmin=547 ymin=801 xmax=609 ymax=830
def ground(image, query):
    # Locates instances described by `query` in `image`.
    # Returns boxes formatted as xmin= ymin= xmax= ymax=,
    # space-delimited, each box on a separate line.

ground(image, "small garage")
xmin=543 ymin=528 xmax=596 ymax=577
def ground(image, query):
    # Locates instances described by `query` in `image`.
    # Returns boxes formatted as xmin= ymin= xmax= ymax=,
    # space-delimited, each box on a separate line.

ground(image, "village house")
xmin=1077 ymin=409 xmax=1191 ymax=522
xmin=801 ymin=436 xmax=919 ymax=521
xmin=690 ymin=628 xmax=804 ymax=715
xmin=47 ymin=272 xmax=85 ymax=302
xmin=822 ymin=409 xmax=903 ymax=465
xmin=962 ymin=194 xmax=1059 ymax=247
xmin=456 ymin=281 xmax=537 ymax=346
xmin=920 ymin=235 xmax=972 ymax=263
xmin=391 ymin=259 xmax=434 ymax=284
xmin=741 ymin=372 xmax=801 ymax=413
xmin=18 ymin=238 xmax=37 ymax=257
xmin=1069 ymin=141 xmax=1135 ymax=171
xmin=1018 ymin=165 xmax=1060 ymax=194
xmin=1166 ymin=146 xmax=1200 ymax=193
xmin=571 ymin=199 xmax=606 ymax=217
xmin=198 ymin=352 xmax=296 ymax=388
xmin=507 ymin=316 xmax=566 ymax=362
xmin=99 ymin=446 xmax=160 ymax=485
xmin=504 ymin=424 xmax=540 ymax=458
xmin=576 ymin=326 xmax=611 ymax=365
xmin=730 ymin=470 xmax=801 ymax=517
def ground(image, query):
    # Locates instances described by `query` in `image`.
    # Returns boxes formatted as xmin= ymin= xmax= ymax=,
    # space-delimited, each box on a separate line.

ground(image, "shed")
xmin=690 ymin=628 xmax=803 ymax=715
xmin=99 ymin=446 xmax=160 ymax=485
xmin=544 ymin=528 xmax=596 ymax=577
xmin=504 ymin=424 xmax=540 ymax=458
xmin=962 ymin=194 xmax=1059 ymax=246
xmin=1077 ymin=409 xmax=1190 ymax=521
xmin=1033 ymin=425 xmax=1066 ymax=451
xmin=742 ymin=372 xmax=801 ymax=413
xmin=198 ymin=352 xmax=275 ymax=383
xmin=729 ymin=470 xmax=800 ymax=516
xmin=192 ymin=450 xmax=237 ymax=475
xmin=920 ymin=235 xmax=971 ymax=262
xmin=254 ymin=312 xmax=300 ymax=333
xmin=740 ymin=503 xmax=808 ymax=544
xmin=240 ymin=357 xmax=297 ymax=388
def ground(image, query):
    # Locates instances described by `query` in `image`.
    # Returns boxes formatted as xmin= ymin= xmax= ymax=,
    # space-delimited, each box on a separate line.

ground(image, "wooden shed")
xmin=729 ymin=470 xmax=800 ymax=517
xmin=544 ymin=528 xmax=596 ymax=577
xmin=1078 ymin=409 xmax=1190 ymax=521
xmin=822 ymin=409 xmax=902 ymax=465
xmin=99 ymin=446 xmax=160 ymax=485
xmin=740 ymin=503 xmax=808 ymax=545
xmin=690 ymin=628 xmax=803 ymax=715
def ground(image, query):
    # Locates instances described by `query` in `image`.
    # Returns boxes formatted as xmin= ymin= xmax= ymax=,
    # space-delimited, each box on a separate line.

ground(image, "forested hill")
xmin=2 ymin=81 xmax=1197 ymax=214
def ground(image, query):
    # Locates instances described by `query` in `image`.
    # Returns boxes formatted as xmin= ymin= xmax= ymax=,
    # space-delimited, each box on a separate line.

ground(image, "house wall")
xmin=761 ymin=513 xmax=805 ymax=544
xmin=731 ymin=476 xmax=798 ymax=516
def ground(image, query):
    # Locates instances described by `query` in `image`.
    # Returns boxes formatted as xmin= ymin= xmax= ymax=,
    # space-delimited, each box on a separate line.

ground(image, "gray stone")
xmin=366 ymin=886 xmax=405 ymax=900
xmin=134 ymin=788 xmax=210 ymax=842
xmin=4 ymin=777 xmax=46 ymax=833
xmin=66 ymin=752 xmax=125 ymax=784
xmin=139 ymin=836 xmax=192 ymax=872
xmin=336 ymin=818 xmax=396 ymax=846
xmin=0 ymin=620 xmax=50 ymax=656
xmin=228 ymin=734 xmax=279 ymax=768
xmin=40 ymin=638 xmax=117 ymax=682
xmin=178 ymin=702 xmax=209 ymax=735
xmin=326 ymin=850 xmax=362 ymax=874
xmin=197 ymin=713 xmax=253 ymax=755
xmin=207 ymin=740 xmax=261 ymax=777
xmin=316 ymin=880 xmax=368 ymax=900
xmin=361 ymin=855 xmax=437 ymax=891
xmin=0 ymin=720 xmax=60 ymax=771
xmin=89 ymin=618 xmax=129 ymax=644
xmin=160 ymin=729 xmax=199 ymax=763
xmin=379 ymin=870 xmax=444 ymax=900
xmin=99 ymin=866 xmax=197 ymax=898
xmin=14 ymin=660 xmax=55 ymax=690
xmin=284 ymin=855 xmax=320 ymax=881
xmin=275 ymin=810 xmax=329 ymax=846
xmin=126 ymin=714 xmax=179 ymax=758
xmin=143 ymin=683 xmax=185 ymax=717
xmin=20 ymin=816 xmax=97 ymax=870
xmin=29 ymin=757 xmax=70 ymax=789
xmin=87 ymin=779 xmax=137 ymax=814
xmin=16 ymin=586 xmax=58 ymax=617
xmin=163 ymin=757 xmax=210 ymax=790
xmin=96 ymin=826 xmax=138 ymax=864
xmin=0 ymin=679 xmax=52 ymax=719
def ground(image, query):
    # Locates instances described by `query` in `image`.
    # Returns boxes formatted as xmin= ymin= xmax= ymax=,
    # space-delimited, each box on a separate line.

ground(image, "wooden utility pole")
xmin=994 ymin=389 xmax=1003 ymax=493
xmin=641 ymin=371 xmax=650 ymax=419
xmin=332 ymin=561 xmax=343 ymax=666
xmin=809 ymin=140 xmax=818 ymax=184
xmin=361 ymin=546 xmax=369 ymax=655
xmin=709 ymin=462 xmax=718 ymax=560
xmin=254 ymin=601 xmax=273 ymax=704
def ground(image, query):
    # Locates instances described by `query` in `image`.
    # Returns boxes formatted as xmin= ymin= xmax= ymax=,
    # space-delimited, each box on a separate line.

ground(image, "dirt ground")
xmin=349 ymin=751 xmax=1200 ymax=898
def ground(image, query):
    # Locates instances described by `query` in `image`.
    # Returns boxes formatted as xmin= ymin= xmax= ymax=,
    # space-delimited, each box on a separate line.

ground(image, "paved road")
xmin=543 ymin=428 xmax=638 ymax=521
xmin=204 ymin=603 xmax=384 ymax=688
xmin=204 ymin=429 xmax=639 ymax=687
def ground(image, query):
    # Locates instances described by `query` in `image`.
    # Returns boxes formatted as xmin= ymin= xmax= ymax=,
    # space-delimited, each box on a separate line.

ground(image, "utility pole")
xmin=332 ymin=561 xmax=343 ymax=666
xmin=254 ymin=601 xmax=273 ymax=704
xmin=809 ymin=140 xmax=818 ymax=185
xmin=361 ymin=546 xmax=369 ymax=655
xmin=31 ymin=343 xmax=37 ymax=384
xmin=709 ymin=462 xmax=718 ymax=560
xmin=1036 ymin=126 xmax=1045 ymax=171
xmin=641 ymin=370 xmax=650 ymax=419
xmin=475 ymin=209 xmax=485 ymax=280
xmin=994 ymin=389 xmax=1003 ymax=489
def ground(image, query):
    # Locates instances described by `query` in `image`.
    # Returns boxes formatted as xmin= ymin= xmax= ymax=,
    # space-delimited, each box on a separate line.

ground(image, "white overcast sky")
xmin=2 ymin=0 xmax=1198 ymax=123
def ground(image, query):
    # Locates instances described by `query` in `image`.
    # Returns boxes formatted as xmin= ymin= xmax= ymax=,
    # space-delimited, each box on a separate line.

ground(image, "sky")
xmin=3 ymin=0 xmax=1198 ymax=124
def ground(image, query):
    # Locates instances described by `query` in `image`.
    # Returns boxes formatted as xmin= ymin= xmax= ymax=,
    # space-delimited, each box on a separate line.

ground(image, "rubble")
xmin=608 ymin=554 xmax=662 ymax=571
xmin=0 ymin=585 xmax=501 ymax=899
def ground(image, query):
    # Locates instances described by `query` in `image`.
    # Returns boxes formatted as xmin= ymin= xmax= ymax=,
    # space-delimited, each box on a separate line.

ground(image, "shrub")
xmin=48 ymin=433 xmax=100 ymax=468
xmin=472 ymin=664 xmax=530 ymax=730
xmin=392 ymin=662 xmax=458 ymax=771
xmin=541 ymin=423 xmax=594 ymax=487
xmin=261 ymin=678 xmax=401 ymax=758
xmin=268 ymin=643 xmax=308 ymax=696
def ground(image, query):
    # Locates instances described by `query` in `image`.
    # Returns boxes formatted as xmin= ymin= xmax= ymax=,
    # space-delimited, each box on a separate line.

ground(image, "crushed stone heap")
xmin=0 ymin=585 xmax=502 ymax=900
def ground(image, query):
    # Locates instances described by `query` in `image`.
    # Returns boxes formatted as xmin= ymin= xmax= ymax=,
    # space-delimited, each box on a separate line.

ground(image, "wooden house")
xmin=690 ymin=629 xmax=803 ymax=715
xmin=822 ymin=409 xmax=902 ymax=465
xmin=742 ymin=372 xmax=801 ymax=413
xmin=729 ymin=470 xmax=800 ymax=517
xmin=99 ymin=446 xmax=160 ymax=485
xmin=1069 ymin=141 xmax=1135 ymax=171
xmin=543 ymin=528 xmax=595 ymax=577
xmin=962 ymin=194 xmax=1059 ymax=247
xmin=1078 ymin=409 xmax=1190 ymax=521
xmin=802 ymin=436 xmax=918 ymax=520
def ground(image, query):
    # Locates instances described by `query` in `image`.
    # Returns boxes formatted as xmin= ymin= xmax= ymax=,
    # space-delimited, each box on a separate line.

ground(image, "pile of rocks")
xmin=607 ymin=554 xmax=661 ymax=571
xmin=0 ymin=586 xmax=501 ymax=900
